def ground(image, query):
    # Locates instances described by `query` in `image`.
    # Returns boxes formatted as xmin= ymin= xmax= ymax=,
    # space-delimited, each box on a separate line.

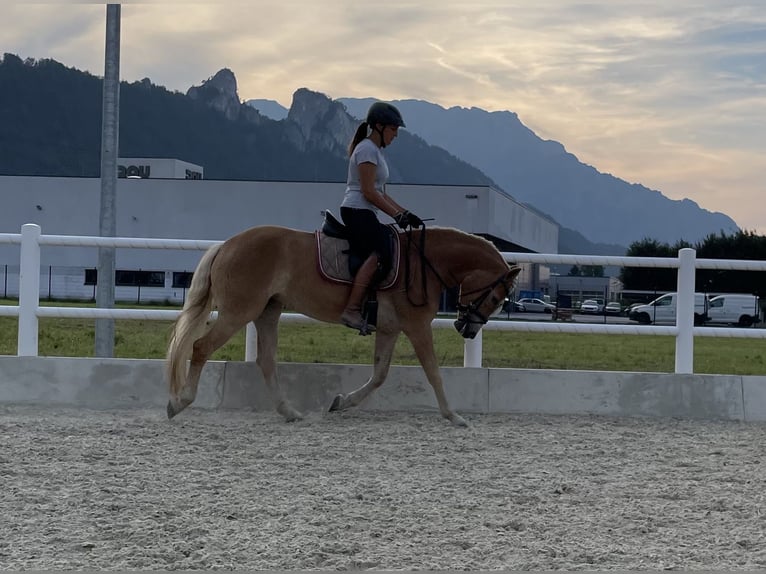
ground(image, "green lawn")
xmin=0 ymin=299 xmax=764 ymax=375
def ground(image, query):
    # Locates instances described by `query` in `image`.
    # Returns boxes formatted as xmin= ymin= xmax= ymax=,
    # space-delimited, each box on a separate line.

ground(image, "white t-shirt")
xmin=341 ymin=138 xmax=389 ymax=213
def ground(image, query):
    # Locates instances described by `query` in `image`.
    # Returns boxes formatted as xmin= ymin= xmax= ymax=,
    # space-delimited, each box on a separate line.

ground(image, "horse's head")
xmin=454 ymin=266 xmax=521 ymax=339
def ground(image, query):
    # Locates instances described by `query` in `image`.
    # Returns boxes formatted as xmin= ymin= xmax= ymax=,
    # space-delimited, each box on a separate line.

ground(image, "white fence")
xmin=1 ymin=223 xmax=766 ymax=373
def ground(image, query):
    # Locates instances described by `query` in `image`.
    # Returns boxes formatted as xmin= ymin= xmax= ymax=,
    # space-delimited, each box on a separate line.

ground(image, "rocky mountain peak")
xmin=186 ymin=68 xmax=263 ymax=124
xmin=200 ymin=68 xmax=238 ymax=98
xmin=285 ymin=88 xmax=359 ymax=154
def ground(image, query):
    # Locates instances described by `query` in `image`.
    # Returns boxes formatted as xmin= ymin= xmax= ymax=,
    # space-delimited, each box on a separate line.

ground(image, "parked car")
xmin=515 ymin=298 xmax=556 ymax=313
xmin=604 ymin=301 xmax=623 ymax=315
xmin=705 ymin=294 xmax=760 ymax=327
xmin=628 ymin=292 xmax=709 ymax=325
xmin=580 ymin=299 xmax=604 ymax=314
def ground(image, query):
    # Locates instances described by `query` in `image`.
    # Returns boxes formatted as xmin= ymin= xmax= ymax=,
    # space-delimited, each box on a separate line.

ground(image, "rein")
xmin=401 ymin=226 xmax=511 ymax=316
xmin=399 ymin=224 xmax=515 ymax=338
xmin=402 ymin=225 xmax=452 ymax=307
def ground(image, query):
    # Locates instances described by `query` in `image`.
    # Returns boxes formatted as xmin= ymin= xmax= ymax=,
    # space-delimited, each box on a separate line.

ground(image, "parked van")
xmin=628 ymin=292 xmax=709 ymax=325
xmin=705 ymin=294 xmax=760 ymax=327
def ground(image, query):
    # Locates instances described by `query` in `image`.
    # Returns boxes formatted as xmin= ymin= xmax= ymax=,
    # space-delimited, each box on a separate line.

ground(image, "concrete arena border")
xmin=0 ymin=356 xmax=765 ymax=422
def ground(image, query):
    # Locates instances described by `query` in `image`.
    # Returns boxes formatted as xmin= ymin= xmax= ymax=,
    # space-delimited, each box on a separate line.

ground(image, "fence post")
xmin=18 ymin=223 xmax=41 ymax=357
xmin=245 ymin=322 xmax=257 ymax=362
xmin=463 ymin=329 xmax=482 ymax=368
xmin=675 ymin=247 xmax=696 ymax=374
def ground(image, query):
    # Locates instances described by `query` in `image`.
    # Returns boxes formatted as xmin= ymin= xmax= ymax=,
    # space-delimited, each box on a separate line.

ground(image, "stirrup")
xmin=341 ymin=311 xmax=376 ymax=336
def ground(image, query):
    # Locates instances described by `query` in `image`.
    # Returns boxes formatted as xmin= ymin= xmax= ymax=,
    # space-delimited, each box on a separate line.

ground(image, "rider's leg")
xmin=341 ymin=253 xmax=379 ymax=333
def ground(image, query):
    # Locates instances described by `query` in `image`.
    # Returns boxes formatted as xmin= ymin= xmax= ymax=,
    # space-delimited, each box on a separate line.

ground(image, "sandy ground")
xmin=2 ymin=404 xmax=766 ymax=570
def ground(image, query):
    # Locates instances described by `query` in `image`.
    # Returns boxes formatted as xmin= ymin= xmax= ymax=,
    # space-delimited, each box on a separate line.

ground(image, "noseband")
xmin=454 ymin=273 xmax=513 ymax=336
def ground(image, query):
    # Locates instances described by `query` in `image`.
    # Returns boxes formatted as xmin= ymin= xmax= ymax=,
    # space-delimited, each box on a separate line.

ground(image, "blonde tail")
xmin=166 ymin=243 xmax=221 ymax=400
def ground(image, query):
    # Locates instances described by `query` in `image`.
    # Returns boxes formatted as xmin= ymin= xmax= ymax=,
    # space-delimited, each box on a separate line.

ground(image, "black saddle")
xmin=321 ymin=210 xmax=349 ymax=239
xmin=321 ymin=209 xmax=398 ymax=278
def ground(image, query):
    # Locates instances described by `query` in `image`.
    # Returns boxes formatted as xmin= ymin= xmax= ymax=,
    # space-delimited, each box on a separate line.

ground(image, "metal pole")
xmin=95 ymin=4 xmax=121 ymax=357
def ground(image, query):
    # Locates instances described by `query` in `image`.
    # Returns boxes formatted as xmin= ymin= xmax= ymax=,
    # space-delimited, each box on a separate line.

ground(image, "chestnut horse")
xmin=166 ymin=224 xmax=520 ymax=426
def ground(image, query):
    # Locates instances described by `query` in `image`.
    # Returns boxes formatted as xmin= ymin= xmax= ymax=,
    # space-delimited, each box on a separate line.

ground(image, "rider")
xmin=339 ymin=101 xmax=423 ymax=333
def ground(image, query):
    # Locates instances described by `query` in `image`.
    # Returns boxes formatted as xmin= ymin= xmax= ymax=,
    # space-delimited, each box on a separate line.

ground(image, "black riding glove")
xmin=394 ymin=211 xmax=411 ymax=230
xmin=407 ymin=212 xmax=424 ymax=227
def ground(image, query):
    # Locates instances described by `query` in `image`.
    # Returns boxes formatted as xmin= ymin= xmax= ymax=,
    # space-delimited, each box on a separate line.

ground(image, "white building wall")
xmin=488 ymin=192 xmax=558 ymax=254
xmin=0 ymin=176 xmax=558 ymax=302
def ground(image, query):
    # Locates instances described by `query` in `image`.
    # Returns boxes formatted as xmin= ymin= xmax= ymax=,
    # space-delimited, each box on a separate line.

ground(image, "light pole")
xmin=95 ymin=4 xmax=120 ymax=357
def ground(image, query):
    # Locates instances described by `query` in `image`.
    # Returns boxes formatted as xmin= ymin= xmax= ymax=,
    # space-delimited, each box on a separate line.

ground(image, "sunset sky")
xmin=3 ymin=2 xmax=765 ymax=233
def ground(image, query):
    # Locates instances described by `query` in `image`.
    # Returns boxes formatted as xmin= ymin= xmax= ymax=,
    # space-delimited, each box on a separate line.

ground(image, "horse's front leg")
xmin=329 ymin=330 xmax=399 ymax=412
xmin=405 ymin=324 xmax=468 ymax=427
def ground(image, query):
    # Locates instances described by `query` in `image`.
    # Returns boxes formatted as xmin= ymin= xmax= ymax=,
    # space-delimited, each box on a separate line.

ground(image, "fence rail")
xmin=2 ymin=224 xmax=766 ymax=372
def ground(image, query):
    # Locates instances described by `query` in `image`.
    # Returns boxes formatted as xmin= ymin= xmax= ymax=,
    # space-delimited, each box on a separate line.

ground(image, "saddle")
xmin=315 ymin=211 xmax=400 ymax=289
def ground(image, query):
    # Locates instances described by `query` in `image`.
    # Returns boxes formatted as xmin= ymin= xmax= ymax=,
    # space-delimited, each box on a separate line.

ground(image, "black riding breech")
xmin=340 ymin=206 xmax=393 ymax=276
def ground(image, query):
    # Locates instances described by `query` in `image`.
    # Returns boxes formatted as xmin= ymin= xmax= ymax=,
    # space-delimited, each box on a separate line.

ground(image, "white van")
xmin=628 ymin=292 xmax=709 ymax=325
xmin=705 ymin=294 xmax=760 ymax=327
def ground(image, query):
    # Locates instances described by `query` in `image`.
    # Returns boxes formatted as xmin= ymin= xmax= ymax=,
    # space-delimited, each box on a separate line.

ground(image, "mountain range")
xmin=248 ymin=97 xmax=739 ymax=250
xmin=0 ymin=53 xmax=740 ymax=254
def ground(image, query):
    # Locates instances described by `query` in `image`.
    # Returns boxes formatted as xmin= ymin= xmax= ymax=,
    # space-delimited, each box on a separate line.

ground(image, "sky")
xmin=3 ymin=1 xmax=765 ymax=234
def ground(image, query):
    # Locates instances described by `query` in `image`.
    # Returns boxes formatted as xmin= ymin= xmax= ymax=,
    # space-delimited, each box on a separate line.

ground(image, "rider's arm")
xmin=358 ymin=162 xmax=405 ymax=218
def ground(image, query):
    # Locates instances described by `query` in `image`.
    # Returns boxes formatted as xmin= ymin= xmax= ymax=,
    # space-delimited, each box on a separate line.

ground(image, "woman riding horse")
xmin=339 ymin=101 xmax=423 ymax=334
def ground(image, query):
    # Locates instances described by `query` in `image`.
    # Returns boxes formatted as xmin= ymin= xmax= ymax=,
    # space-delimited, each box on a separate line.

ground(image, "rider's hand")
xmin=407 ymin=212 xmax=424 ymax=227
xmin=394 ymin=211 xmax=411 ymax=230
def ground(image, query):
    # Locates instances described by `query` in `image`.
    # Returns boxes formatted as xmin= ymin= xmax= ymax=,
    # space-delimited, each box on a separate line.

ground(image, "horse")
xmin=165 ymin=223 xmax=520 ymax=426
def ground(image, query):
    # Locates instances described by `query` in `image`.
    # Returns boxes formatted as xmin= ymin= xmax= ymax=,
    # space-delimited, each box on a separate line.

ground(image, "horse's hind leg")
xmin=254 ymin=299 xmax=302 ymax=422
xmin=329 ymin=330 xmax=399 ymax=412
xmin=171 ymin=313 xmax=245 ymax=416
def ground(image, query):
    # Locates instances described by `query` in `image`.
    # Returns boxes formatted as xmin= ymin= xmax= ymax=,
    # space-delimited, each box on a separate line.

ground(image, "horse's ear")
xmin=505 ymin=265 xmax=522 ymax=283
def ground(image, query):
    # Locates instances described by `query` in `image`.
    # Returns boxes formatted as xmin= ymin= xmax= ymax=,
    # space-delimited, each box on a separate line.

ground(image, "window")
xmin=85 ymin=269 xmax=167 ymax=287
xmin=172 ymin=272 xmax=193 ymax=289
xmin=84 ymin=268 xmax=97 ymax=285
xmin=115 ymin=270 xmax=165 ymax=287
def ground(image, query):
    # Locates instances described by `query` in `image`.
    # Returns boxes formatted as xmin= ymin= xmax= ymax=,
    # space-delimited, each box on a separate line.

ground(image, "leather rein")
xmin=401 ymin=226 xmax=513 ymax=328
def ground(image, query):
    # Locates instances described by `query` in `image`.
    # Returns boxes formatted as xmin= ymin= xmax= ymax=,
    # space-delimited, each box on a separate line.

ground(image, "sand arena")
xmin=2 ymin=404 xmax=766 ymax=570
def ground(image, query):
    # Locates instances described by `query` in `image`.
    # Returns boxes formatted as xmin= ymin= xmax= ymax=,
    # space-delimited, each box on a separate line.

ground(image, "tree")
xmin=696 ymin=230 xmax=766 ymax=296
xmin=619 ymin=238 xmax=678 ymax=291
xmin=620 ymin=231 xmax=766 ymax=296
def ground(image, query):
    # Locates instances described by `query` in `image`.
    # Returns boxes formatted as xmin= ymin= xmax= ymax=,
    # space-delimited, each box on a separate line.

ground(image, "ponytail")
xmin=348 ymin=121 xmax=369 ymax=156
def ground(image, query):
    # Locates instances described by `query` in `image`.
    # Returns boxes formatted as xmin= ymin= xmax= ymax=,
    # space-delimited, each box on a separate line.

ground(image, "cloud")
xmin=0 ymin=1 xmax=764 ymax=233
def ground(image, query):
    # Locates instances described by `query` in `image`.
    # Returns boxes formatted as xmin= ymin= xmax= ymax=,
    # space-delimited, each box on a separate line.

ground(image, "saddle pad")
xmin=315 ymin=230 xmax=400 ymax=290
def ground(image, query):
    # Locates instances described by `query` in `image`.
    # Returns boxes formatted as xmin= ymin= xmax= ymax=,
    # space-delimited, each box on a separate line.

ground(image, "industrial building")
xmin=0 ymin=158 xmax=558 ymax=303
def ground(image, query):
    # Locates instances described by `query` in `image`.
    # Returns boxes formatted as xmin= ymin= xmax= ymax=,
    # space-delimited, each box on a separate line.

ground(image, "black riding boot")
xmin=341 ymin=255 xmax=378 ymax=335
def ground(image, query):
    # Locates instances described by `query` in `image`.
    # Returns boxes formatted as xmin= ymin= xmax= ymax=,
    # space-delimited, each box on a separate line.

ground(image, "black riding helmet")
xmin=366 ymin=102 xmax=405 ymax=147
xmin=366 ymin=101 xmax=406 ymax=128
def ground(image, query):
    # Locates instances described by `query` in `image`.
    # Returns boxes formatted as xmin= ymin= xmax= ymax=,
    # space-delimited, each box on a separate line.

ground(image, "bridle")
xmin=454 ymin=273 xmax=514 ymax=337
xmin=400 ymin=225 xmax=514 ymax=337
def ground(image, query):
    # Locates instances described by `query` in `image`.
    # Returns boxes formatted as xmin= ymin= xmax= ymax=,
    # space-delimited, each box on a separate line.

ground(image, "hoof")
xmin=167 ymin=398 xmax=190 ymax=420
xmin=448 ymin=413 xmax=469 ymax=427
xmin=328 ymin=394 xmax=344 ymax=412
xmin=277 ymin=403 xmax=303 ymax=423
